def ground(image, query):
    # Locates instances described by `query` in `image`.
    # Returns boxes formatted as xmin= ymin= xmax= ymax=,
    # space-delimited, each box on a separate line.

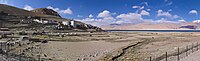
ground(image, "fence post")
xmin=5 ymin=43 xmax=6 ymax=51
xmin=150 ymin=57 xmax=152 ymax=61
xmin=19 ymin=53 xmax=21 ymax=61
xmin=8 ymin=44 xmax=10 ymax=51
xmin=186 ymin=45 xmax=188 ymax=56
xmin=192 ymin=43 xmax=194 ymax=53
xmin=166 ymin=52 xmax=168 ymax=61
xmin=19 ymin=49 xmax=22 ymax=61
xmin=0 ymin=42 xmax=2 ymax=49
xmin=177 ymin=47 xmax=180 ymax=61
xmin=197 ymin=42 xmax=199 ymax=51
xmin=0 ymin=42 xmax=1 ymax=56
xmin=38 ymin=55 xmax=40 ymax=61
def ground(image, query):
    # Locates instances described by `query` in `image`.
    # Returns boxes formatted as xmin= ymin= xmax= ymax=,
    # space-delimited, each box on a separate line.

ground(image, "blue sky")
xmin=1 ymin=0 xmax=200 ymax=26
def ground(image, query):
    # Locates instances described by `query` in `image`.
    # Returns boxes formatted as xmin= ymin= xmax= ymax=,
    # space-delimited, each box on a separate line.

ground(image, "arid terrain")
xmin=6 ymin=32 xmax=198 ymax=61
xmin=1 ymin=3 xmax=200 ymax=61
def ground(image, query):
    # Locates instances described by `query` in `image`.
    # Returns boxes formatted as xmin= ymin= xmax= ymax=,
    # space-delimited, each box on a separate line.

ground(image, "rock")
xmin=95 ymin=53 xmax=98 ymax=56
xmin=89 ymin=55 xmax=92 ymax=57
xmin=77 ymin=58 xmax=80 ymax=60
xmin=126 ymin=58 xmax=130 ymax=60
xmin=82 ymin=58 xmax=87 ymax=60
xmin=44 ymin=54 xmax=47 ymax=57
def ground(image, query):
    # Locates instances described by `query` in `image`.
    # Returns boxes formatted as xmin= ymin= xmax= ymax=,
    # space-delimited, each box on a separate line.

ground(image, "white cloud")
xmin=0 ymin=0 xmax=14 ymax=6
xmin=143 ymin=2 xmax=149 ymax=6
xmin=23 ymin=5 xmax=34 ymax=11
xmin=97 ymin=10 xmax=112 ymax=18
xmin=140 ymin=10 xmax=150 ymax=16
xmin=76 ymin=17 xmax=115 ymax=26
xmin=193 ymin=20 xmax=200 ymax=23
xmin=116 ymin=13 xmax=143 ymax=23
xmin=76 ymin=10 xmax=116 ymax=26
xmin=77 ymin=15 xmax=83 ymax=17
xmin=47 ymin=6 xmax=59 ymax=11
xmin=139 ymin=6 xmax=145 ymax=10
xmin=147 ymin=9 xmax=151 ymax=11
xmin=155 ymin=18 xmax=177 ymax=23
xmin=89 ymin=14 xmax=94 ymax=18
xmin=115 ymin=20 xmax=124 ymax=24
xmin=178 ymin=20 xmax=186 ymax=23
xmin=78 ymin=11 xmax=148 ymax=26
xmin=0 ymin=0 xmax=8 ymax=4
xmin=167 ymin=2 xmax=173 ymax=6
xmin=157 ymin=9 xmax=172 ymax=17
xmin=132 ymin=6 xmax=139 ymax=9
xmin=173 ymin=15 xmax=180 ymax=19
xmin=132 ymin=6 xmax=144 ymax=10
xmin=156 ymin=9 xmax=181 ymax=21
xmin=47 ymin=6 xmax=73 ymax=15
xmin=189 ymin=10 xmax=198 ymax=15
xmin=164 ymin=0 xmax=173 ymax=6
xmin=168 ymin=9 xmax=172 ymax=12
xmin=60 ymin=8 xmax=73 ymax=14
xmin=77 ymin=11 xmax=152 ymax=26
xmin=77 ymin=9 xmax=183 ymax=26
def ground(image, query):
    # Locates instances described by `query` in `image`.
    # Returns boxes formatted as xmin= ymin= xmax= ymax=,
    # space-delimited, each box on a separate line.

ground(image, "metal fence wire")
xmin=149 ymin=42 xmax=200 ymax=61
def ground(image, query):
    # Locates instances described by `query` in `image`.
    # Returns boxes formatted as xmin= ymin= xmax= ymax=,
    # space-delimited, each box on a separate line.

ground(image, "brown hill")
xmin=0 ymin=4 xmax=36 ymax=16
xmin=31 ymin=8 xmax=61 ymax=18
xmin=0 ymin=4 xmax=102 ymax=31
xmin=0 ymin=4 xmax=60 ymax=18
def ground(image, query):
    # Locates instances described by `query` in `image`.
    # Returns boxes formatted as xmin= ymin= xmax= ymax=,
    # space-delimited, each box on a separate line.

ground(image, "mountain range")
xmin=100 ymin=22 xmax=200 ymax=30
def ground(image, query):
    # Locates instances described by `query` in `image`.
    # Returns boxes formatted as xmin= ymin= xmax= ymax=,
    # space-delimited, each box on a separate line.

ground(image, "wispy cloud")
xmin=23 ymin=5 xmax=34 ymax=11
xmin=189 ymin=10 xmax=198 ymax=15
xmin=157 ymin=9 xmax=172 ymax=17
xmin=76 ymin=10 xmax=116 ymax=26
xmin=0 ymin=0 xmax=14 ymax=6
xmin=97 ymin=10 xmax=112 ymax=18
xmin=140 ymin=10 xmax=150 ymax=16
xmin=154 ymin=18 xmax=178 ymax=23
xmin=46 ymin=6 xmax=59 ymax=12
xmin=178 ymin=19 xmax=187 ymax=23
xmin=89 ymin=14 xmax=94 ymax=18
xmin=60 ymin=8 xmax=73 ymax=15
xmin=47 ymin=6 xmax=73 ymax=15
xmin=157 ymin=9 xmax=180 ymax=19
xmin=0 ymin=0 xmax=8 ymax=4
xmin=193 ymin=20 xmax=200 ymax=23
xmin=116 ymin=13 xmax=143 ymax=24
xmin=76 ymin=10 xmax=149 ymax=26
xmin=164 ymin=0 xmax=173 ymax=6
xmin=167 ymin=1 xmax=173 ymax=6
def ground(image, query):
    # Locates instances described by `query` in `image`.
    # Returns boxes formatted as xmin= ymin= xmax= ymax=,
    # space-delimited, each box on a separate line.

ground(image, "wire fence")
xmin=149 ymin=42 xmax=200 ymax=61
xmin=0 ymin=42 xmax=43 ymax=61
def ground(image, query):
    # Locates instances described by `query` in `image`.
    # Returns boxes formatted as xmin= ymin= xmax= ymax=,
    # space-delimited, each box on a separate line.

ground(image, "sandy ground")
xmin=41 ymin=41 xmax=130 ymax=61
xmin=6 ymin=32 xmax=200 ymax=61
xmin=180 ymin=50 xmax=200 ymax=61
xmin=34 ymin=32 xmax=142 ymax=61
xmin=99 ymin=32 xmax=200 ymax=61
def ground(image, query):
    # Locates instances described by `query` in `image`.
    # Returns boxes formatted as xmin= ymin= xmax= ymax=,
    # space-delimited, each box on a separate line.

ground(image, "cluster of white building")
xmin=32 ymin=18 xmax=78 ymax=29
xmin=62 ymin=20 xmax=75 ymax=27
xmin=33 ymin=19 xmax=75 ymax=25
